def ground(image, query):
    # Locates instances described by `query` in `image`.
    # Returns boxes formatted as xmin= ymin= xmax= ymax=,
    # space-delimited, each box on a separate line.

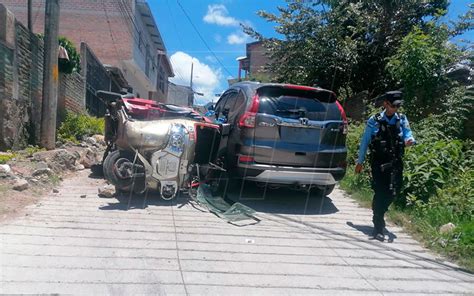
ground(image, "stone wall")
xmin=0 ymin=5 xmax=43 ymax=149
xmin=0 ymin=4 xmax=86 ymax=150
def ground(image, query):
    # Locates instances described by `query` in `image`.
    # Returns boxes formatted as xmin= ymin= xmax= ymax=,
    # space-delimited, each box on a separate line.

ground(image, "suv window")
xmin=214 ymin=95 xmax=229 ymax=117
xmin=258 ymin=96 xmax=341 ymax=121
xmin=226 ymin=92 xmax=246 ymax=122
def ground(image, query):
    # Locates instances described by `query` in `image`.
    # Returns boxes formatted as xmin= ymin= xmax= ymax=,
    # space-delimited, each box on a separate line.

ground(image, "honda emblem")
xmin=300 ymin=117 xmax=309 ymax=125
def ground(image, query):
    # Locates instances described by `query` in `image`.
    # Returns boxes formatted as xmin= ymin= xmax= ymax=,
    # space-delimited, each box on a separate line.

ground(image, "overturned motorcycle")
xmin=95 ymin=91 xmax=226 ymax=200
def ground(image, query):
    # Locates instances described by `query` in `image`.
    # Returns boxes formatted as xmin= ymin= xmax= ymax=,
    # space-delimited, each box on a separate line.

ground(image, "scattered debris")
xmin=53 ymin=188 xmax=59 ymax=193
xmin=0 ymin=164 xmax=11 ymax=174
xmin=75 ymin=164 xmax=85 ymax=171
xmin=98 ymin=184 xmax=115 ymax=198
xmin=28 ymin=178 xmax=40 ymax=185
xmin=13 ymin=179 xmax=29 ymax=191
xmin=79 ymin=148 xmax=99 ymax=168
xmin=32 ymin=168 xmax=52 ymax=177
xmin=84 ymin=137 xmax=97 ymax=146
xmin=35 ymin=161 xmax=49 ymax=170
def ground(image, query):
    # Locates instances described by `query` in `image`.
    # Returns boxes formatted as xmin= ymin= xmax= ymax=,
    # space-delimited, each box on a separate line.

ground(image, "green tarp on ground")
xmin=195 ymin=184 xmax=259 ymax=223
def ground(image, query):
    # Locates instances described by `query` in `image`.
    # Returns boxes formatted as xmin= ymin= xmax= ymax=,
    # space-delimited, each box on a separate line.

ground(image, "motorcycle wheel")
xmin=103 ymin=150 xmax=143 ymax=192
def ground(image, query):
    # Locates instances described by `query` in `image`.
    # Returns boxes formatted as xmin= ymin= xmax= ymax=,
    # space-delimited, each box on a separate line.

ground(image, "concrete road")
xmin=1 ymin=171 xmax=473 ymax=295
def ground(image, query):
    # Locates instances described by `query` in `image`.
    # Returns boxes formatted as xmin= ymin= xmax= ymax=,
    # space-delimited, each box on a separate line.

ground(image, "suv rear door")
xmin=253 ymin=85 xmax=346 ymax=168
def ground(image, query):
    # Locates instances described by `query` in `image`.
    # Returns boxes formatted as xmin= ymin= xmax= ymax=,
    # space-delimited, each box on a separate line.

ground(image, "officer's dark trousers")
xmin=371 ymin=161 xmax=402 ymax=234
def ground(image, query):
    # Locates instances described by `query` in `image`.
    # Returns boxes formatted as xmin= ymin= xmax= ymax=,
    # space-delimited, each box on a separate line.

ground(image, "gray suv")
xmin=213 ymin=82 xmax=347 ymax=195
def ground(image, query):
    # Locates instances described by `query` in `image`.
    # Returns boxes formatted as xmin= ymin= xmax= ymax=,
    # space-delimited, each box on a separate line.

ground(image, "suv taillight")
xmin=336 ymin=101 xmax=348 ymax=134
xmin=238 ymin=94 xmax=260 ymax=128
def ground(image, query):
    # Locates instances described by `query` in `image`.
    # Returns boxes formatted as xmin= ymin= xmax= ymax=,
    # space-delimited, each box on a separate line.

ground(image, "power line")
xmin=176 ymin=0 xmax=234 ymax=77
xmin=101 ymin=0 xmax=121 ymax=61
xmin=166 ymin=0 xmax=185 ymax=48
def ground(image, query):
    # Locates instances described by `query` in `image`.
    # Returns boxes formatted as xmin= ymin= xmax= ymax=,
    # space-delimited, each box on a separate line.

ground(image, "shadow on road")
xmin=98 ymin=190 xmax=197 ymax=211
xmin=224 ymin=182 xmax=339 ymax=215
xmin=95 ymin=181 xmax=338 ymax=216
xmin=346 ymin=221 xmax=397 ymax=242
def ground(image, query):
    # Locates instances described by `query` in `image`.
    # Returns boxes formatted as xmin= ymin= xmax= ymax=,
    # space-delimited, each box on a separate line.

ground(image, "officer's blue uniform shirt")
xmin=357 ymin=110 xmax=415 ymax=164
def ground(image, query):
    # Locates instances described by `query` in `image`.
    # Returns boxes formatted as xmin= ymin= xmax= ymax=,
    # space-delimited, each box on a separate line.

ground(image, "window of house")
xmin=158 ymin=68 xmax=165 ymax=93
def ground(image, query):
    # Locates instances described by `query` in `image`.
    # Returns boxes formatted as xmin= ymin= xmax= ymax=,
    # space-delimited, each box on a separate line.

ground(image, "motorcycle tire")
xmin=103 ymin=150 xmax=135 ymax=191
xmin=102 ymin=150 xmax=119 ymax=183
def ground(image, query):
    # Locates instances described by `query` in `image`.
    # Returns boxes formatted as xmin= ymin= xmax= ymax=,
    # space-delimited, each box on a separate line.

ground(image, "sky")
xmin=149 ymin=0 xmax=473 ymax=105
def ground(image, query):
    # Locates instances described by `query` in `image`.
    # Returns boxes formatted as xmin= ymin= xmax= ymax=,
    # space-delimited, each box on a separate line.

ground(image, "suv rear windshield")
xmin=258 ymin=96 xmax=342 ymax=121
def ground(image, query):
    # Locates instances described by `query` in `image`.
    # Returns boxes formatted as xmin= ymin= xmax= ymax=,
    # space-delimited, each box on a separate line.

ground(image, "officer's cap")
xmin=384 ymin=91 xmax=403 ymax=106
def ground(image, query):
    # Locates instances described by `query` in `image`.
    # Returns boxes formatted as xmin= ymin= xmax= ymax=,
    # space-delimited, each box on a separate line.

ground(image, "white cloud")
xmin=203 ymin=4 xmax=239 ymax=27
xmin=169 ymin=51 xmax=223 ymax=104
xmin=227 ymin=31 xmax=250 ymax=45
xmin=214 ymin=34 xmax=222 ymax=43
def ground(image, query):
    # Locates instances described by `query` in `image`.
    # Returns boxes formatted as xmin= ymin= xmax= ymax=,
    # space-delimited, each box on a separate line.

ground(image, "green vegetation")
xmin=23 ymin=146 xmax=46 ymax=157
xmin=58 ymin=36 xmax=81 ymax=74
xmin=36 ymin=35 xmax=81 ymax=74
xmin=247 ymin=0 xmax=473 ymax=270
xmin=57 ymin=112 xmax=104 ymax=143
xmin=341 ymin=120 xmax=473 ymax=271
xmin=0 ymin=153 xmax=15 ymax=164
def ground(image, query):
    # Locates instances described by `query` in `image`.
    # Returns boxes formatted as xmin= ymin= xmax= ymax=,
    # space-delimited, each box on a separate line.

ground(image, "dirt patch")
xmin=0 ymin=137 xmax=105 ymax=222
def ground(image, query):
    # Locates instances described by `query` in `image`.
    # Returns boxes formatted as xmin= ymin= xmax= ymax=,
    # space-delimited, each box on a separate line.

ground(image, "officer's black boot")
xmin=372 ymin=214 xmax=385 ymax=241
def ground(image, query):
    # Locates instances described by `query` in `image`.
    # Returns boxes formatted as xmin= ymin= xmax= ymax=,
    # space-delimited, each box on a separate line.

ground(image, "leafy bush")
xmin=58 ymin=36 xmax=81 ymax=74
xmin=413 ymin=87 xmax=474 ymax=142
xmin=0 ymin=153 xmax=15 ymax=164
xmin=36 ymin=34 xmax=81 ymax=74
xmin=410 ymin=167 xmax=474 ymax=269
xmin=57 ymin=112 xmax=104 ymax=143
xmin=403 ymin=140 xmax=464 ymax=204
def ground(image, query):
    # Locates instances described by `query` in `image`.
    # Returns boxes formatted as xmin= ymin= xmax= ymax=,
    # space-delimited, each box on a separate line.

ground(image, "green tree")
xmin=58 ymin=36 xmax=81 ymax=74
xmin=37 ymin=34 xmax=81 ymax=74
xmin=244 ymin=0 xmax=451 ymax=98
xmin=386 ymin=25 xmax=460 ymax=119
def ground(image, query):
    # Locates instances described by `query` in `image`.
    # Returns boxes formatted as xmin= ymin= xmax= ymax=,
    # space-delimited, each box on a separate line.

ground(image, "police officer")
xmin=355 ymin=91 xmax=415 ymax=241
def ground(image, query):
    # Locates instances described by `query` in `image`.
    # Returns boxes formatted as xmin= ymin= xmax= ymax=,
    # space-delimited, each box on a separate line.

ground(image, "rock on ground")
xmin=12 ymin=178 xmax=29 ymax=191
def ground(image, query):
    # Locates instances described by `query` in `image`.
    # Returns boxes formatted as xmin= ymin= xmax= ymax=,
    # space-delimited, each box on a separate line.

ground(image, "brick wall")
xmin=58 ymin=72 xmax=85 ymax=120
xmin=2 ymin=0 xmax=134 ymax=67
xmin=247 ymin=42 xmax=272 ymax=76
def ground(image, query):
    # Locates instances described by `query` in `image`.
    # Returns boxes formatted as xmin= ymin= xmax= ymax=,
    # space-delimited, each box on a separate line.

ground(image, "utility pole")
xmin=190 ymin=62 xmax=194 ymax=90
xmin=27 ymin=0 xmax=33 ymax=31
xmin=40 ymin=0 xmax=60 ymax=149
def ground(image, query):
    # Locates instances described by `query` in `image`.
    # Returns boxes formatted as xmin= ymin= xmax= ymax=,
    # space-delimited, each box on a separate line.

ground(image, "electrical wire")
xmin=101 ymin=0 xmax=122 ymax=61
xmin=176 ymin=0 xmax=234 ymax=77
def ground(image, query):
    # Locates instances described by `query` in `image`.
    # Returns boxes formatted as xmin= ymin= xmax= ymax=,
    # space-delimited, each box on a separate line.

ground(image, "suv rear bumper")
xmin=236 ymin=163 xmax=345 ymax=186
